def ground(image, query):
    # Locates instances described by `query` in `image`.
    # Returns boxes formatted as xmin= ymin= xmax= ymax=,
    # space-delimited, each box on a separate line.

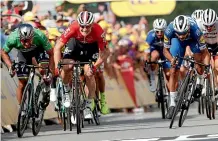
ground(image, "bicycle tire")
xmin=212 ymin=101 xmax=216 ymax=119
xmin=75 ymin=78 xmax=81 ymax=134
xmin=17 ymin=83 xmax=32 ymax=138
xmin=178 ymin=97 xmax=191 ymax=127
xmin=93 ymin=102 xmax=100 ymax=125
xmin=201 ymin=96 xmax=205 ymax=114
xmin=198 ymin=98 xmax=201 ymax=115
xmin=205 ymin=79 xmax=212 ymax=120
xmin=179 ymin=74 xmax=197 ymax=127
xmin=32 ymin=84 xmax=45 ymax=136
xmin=169 ymin=75 xmax=190 ymax=129
xmin=159 ymin=69 xmax=166 ymax=119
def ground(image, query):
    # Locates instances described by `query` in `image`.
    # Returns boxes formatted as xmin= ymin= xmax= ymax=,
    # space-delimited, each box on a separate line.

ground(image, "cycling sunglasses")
xmin=20 ymin=38 xmax=32 ymax=43
xmin=155 ymin=30 xmax=164 ymax=34
xmin=80 ymin=25 xmax=92 ymax=29
xmin=204 ymin=24 xmax=214 ymax=29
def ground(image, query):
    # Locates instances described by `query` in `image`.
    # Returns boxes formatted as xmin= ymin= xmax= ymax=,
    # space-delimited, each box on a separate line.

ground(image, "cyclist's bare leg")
xmin=96 ymin=72 xmax=105 ymax=93
xmin=61 ymin=59 xmax=73 ymax=107
xmin=61 ymin=59 xmax=73 ymax=86
xmin=84 ymin=64 xmax=96 ymax=99
xmin=150 ymin=50 xmax=160 ymax=71
xmin=194 ymin=53 xmax=204 ymax=75
xmin=17 ymin=79 xmax=27 ymax=105
xmin=164 ymin=69 xmax=170 ymax=92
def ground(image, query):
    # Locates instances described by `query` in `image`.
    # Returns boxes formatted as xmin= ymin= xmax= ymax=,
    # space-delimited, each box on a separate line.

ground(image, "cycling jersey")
xmin=3 ymin=28 xmax=52 ymax=53
xmin=164 ymin=20 xmax=206 ymax=50
xmin=198 ymin=20 xmax=218 ymax=45
xmin=164 ymin=19 xmax=206 ymax=68
xmin=60 ymin=21 xmax=107 ymax=51
xmin=146 ymin=30 xmax=164 ymax=51
xmin=145 ymin=30 xmax=170 ymax=69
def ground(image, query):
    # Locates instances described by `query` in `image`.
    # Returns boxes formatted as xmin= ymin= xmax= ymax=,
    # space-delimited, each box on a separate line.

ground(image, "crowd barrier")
xmin=1 ymin=62 xmax=155 ymax=126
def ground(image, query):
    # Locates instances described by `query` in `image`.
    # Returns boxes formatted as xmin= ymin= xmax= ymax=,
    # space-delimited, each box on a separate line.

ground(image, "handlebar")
xmin=10 ymin=61 xmax=50 ymax=77
xmin=58 ymin=60 xmax=93 ymax=70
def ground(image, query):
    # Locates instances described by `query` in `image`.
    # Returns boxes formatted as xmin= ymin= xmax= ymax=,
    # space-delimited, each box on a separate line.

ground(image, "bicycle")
xmin=10 ymin=62 xmax=51 ymax=137
xmin=58 ymin=60 xmax=93 ymax=134
xmin=169 ymin=56 xmax=209 ymax=128
xmin=145 ymin=59 xmax=169 ymax=119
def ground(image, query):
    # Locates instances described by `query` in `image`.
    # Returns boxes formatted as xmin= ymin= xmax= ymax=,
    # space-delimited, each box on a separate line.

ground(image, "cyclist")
xmin=144 ymin=18 xmax=171 ymax=93
xmin=54 ymin=11 xmax=110 ymax=120
xmin=163 ymin=15 xmax=210 ymax=118
xmin=1 ymin=23 xmax=54 ymax=110
xmin=199 ymin=9 xmax=218 ymax=94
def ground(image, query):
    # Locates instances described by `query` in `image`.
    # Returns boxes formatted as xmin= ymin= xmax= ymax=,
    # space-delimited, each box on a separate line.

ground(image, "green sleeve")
xmin=35 ymin=29 xmax=52 ymax=51
xmin=2 ymin=31 xmax=17 ymax=53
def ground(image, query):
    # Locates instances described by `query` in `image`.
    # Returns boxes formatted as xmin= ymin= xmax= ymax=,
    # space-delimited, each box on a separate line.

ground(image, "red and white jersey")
xmin=60 ymin=21 xmax=107 ymax=51
xmin=199 ymin=20 xmax=218 ymax=44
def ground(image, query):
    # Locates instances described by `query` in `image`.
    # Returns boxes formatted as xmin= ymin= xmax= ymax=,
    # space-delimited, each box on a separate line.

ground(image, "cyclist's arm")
xmin=144 ymin=32 xmax=154 ymax=61
xmin=1 ymin=49 xmax=12 ymax=69
xmin=54 ymin=24 xmax=76 ymax=68
xmin=1 ymin=34 xmax=15 ymax=69
xmin=94 ymin=30 xmax=109 ymax=68
xmin=37 ymin=29 xmax=55 ymax=74
xmin=163 ymin=35 xmax=173 ymax=62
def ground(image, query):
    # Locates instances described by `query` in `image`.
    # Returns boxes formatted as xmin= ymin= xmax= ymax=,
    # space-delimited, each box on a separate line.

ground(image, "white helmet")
xmin=191 ymin=9 xmax=203 ymax=20
xmin=77 ymin=11 xmax=95 ymax=26
xmin=201 ymin=8 xmax=217 ymax=26
xmin=153 ymin=18 xmax=167 ymax=31
xmin=173 ymin=15 xmax=190 ymax=34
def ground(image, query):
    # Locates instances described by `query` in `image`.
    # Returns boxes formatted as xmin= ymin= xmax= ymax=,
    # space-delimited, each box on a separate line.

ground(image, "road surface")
xmin=2 ymin=106 xmax=218 ymax=141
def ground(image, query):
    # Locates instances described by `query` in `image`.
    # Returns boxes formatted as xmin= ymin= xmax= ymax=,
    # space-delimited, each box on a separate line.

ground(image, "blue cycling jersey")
xmin=146 ymin=30 xmax=164 ymax=49
xmin=164 ymin=19 xmax=205 ymax=49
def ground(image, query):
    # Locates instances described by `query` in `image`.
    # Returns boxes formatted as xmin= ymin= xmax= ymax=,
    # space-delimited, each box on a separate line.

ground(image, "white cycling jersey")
xmin=199 ymin=20 xmax=218 ymax=45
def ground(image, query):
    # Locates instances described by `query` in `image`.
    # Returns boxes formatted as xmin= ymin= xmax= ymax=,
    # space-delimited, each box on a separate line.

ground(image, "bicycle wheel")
xmin=201 ymin=96 xmax=205 ymax=114
xmin=17 ymin=83 xmax=32 ymax=138
xmin=32 ymin=84 xmax=45 ymax=136
xmin=160 ymin=70 xmax=167 ymax=119
xmin=212 ymin=101 xmax=216 ymax=119
xmin=169 ymin=75 xmax=190 ymax=129
xmin=205 ymin=79 xmax=212 ymax=120
xmin=93 ymin=99 xmax=100 ymax=125
xmin=178 ymin=75 xmax=196 ymax=127
xmin=178 ymin=95 xmax=192 ymax=127
xmin=198 ymin=98 xmax=202 ymax=115
xmin=75 ymin=80 xmax=81 ymax=134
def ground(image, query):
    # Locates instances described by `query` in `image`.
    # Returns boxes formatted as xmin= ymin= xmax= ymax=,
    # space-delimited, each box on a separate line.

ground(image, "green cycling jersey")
xmin=3 ymin=28 xmax=52 ymax=53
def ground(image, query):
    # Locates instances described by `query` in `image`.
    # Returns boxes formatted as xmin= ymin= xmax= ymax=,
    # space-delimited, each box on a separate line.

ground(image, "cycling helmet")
xmin=18 ymin=23 xmax=34 ymax=40
xmin=191 ymin=9 xmax=203 ymax=20
xmin=173 ymin=15 xmax=190 ymax=34
xmin=153 ymin=18 xmax=167 ymax=31
xmin=201 ymin=8 xmax=217 ymax=26
xmin=77 ymin=11 xmax=95 ymax=26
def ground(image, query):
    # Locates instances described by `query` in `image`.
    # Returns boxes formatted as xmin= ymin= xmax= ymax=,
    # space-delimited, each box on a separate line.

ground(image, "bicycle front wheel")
xmin=17 ymin=83 xmax=32 ymax=138
xmin=169 ymin=75 xmax=190 ymax=128
xmin=32 ymin=84 xmax=45 ymax=136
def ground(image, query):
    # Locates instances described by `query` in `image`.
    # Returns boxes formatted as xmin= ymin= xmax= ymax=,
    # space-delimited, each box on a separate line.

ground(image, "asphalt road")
xmin=2 ymin=105 xmax=218 ymax=141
